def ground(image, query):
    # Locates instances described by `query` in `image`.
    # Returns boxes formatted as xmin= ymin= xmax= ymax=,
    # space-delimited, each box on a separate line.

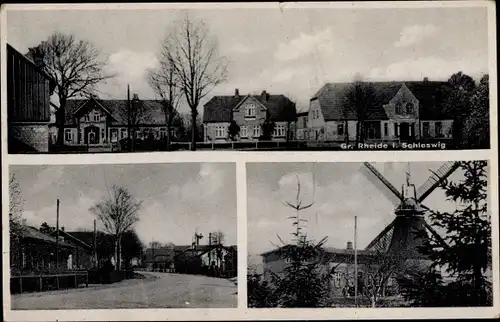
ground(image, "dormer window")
xmin=406 ymin=102 xmax=414 ymax=113
xmin=245 ymin=104 xmax=256 ymax=118
xmin=93 ymin=111 xmax=101 ymax=122
xmin=395 ymin=102 xmax=403 ymax=114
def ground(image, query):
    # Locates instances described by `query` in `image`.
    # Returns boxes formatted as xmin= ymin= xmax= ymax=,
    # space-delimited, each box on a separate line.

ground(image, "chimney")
xmin=133 ymin=94 xmax=139 ymax=100
xmin=234 ymin=88 xmax=240 ymax=99
xmin=423 ymin=77 xmax=429 ymax=83
xmin=261 ymin=90 xmax=268 ymax=101
xmin=346 ymin=241 xmax=353 ymax=250
xmin=61 ymin=226 xmax=65 ymax=232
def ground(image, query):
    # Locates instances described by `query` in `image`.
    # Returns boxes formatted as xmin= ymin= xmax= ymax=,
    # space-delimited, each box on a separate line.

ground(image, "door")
xmin=84 ymin=126 xmax=100 ymax=144
xmin=400 ymin=122 xmax=410 ymax=141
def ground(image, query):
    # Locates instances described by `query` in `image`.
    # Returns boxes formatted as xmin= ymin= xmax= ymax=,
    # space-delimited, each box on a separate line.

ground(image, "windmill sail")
xmin=360 ymin=163 xmax=404 ymax=206
xmin=416 ymin=161 xmax=460 ymax=202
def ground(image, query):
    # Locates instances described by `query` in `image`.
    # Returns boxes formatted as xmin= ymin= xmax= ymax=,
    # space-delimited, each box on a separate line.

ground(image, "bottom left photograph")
xmin=7 ymin=162 xmax=238 ymax=310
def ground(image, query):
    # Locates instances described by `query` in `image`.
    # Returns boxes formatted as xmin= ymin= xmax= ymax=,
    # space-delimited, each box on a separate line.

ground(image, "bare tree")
xmin=118 ymin=96 xmax=152 ymax=151
xmin=342 ymin=75 xmax=380 ymax=146
xmin=160 ymin=15 xmax=228 ymax=150
xmin=210 ymin=231 xmax=225 ymax=245
xmin=26 ymin=32 xmax=112 ymax=146
xmin=90 ymin=185 xmax=142 ymax=271
xmin=147 ymin=57 xmax=183 ymax=151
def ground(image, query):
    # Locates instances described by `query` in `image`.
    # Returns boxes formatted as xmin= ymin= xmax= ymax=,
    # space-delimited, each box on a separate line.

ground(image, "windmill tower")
xmin=361 ymin=161 xmax=460 ymax=258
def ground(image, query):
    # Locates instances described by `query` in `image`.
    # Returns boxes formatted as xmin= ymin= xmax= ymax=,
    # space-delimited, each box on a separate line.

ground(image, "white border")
xmin=1 ymin=1 xmax=499 ymax=321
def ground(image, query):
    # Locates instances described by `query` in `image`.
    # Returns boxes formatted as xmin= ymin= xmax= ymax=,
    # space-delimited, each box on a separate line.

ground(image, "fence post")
xmin=74 ymin=273 xmax=77 ymax=288
xmin=212 ymin=142 xmax=214 ymax=150
xmin=56 ymin=276 xmax=59 ymax=290
xmin=86 ymin=271 xmax=89 ymax=287
xmin=231 ymin=142 xmax=234 ymax=150
xmin=19 ymin=277 xmax=23 ymax=294
xmin=189 ymin=142 xmax=192 ymax=151
xmin=39 ymin=276 xmax=43 ymax=292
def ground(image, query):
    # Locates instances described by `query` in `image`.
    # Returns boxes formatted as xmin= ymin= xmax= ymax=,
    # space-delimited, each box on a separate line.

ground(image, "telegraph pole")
xmin=56 ymin=199 xmax=60 ymax=273
xmin=354 ymin=215 xmax=358 ymax=307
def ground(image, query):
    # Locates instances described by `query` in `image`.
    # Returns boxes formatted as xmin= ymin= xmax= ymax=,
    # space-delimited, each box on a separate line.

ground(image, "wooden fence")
xmin=11 ymin=271 xmax=89 ymax=294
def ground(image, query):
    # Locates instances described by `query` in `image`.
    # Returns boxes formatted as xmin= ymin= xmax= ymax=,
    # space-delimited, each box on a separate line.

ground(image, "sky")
xmin=10 ymin=163 xmax=237 ymax=247
xmin=6 ymin=5 xmax=489 ymax=112
xmin=247 ymin=161 xmax=490 ymax=258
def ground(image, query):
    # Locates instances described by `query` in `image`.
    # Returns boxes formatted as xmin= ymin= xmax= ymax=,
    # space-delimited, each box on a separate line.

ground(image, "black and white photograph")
xmin=247 ymin=161 xmax=493 ymax=308
xmin=8 ymin=162 xmax=237 ymax=309
xmin=5 ymin=4 xmax=492 ymax=153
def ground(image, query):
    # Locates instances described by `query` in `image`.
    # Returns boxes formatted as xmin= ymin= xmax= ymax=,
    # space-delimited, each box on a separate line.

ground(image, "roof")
xmin=203 ymin=93 xmax=297 ymax=123
xmin=144 ymin=247 xmax=175 ymax=262
xmin=261 ymin=244 xmax=377 ymax=258
xmin=21 ymin=226 xmax=75 ymax=249
xmin=63 ymin=97 xmax=169 ymax=126
xmin=49 ymin=230 xmax=93 ymax=250
xmin=312 ymin=81 xmax=452 ymax=121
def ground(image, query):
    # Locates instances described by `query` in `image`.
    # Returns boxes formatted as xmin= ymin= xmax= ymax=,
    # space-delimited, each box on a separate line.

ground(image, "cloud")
xmin=274 ymin=28 xmax=335 ymax=62
xmin=227 ymin=43 xmax=255 ymax=55
xmin=367 ymin=56 xmax=488 ymax=81
xmin=394 ymin=24 xmax=438 ymax=48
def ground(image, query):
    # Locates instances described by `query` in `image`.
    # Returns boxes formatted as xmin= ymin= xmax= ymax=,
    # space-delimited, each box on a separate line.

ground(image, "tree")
xmin=248 ymin=273 xmax=279 ymax=308
xmin=464 ymin=74 xmax=489 ymax=149
xmin=400 ymin=161 xmax=492 ymax=306
xmin=260 ymin=119 xmax=275 ymax=141
xmin=118 ymin=95 xmax=152 ymax=151
xmin=443 ymin=71 xmax=477 ymax=147
xmin=210 ymin=231 xmax=225 ymax=245
xmin=121 ymin=230 xmax=144 ymax=269
xmin=26 ymin=32 xmax=111 ymax=146
xmin=271 ymin=176 xmax=332 ymax=307
xmin=90 ymin=185 xmax=142 ymax=271
xmin=147 ymin=56 xmax=183 ymax=151
xmin=159 ymin=15 xmax=228 ymax=151
xmin=9 ymin=174 xmax=25 ymax=274
xmin=179 ymin=112 xmax=203 ymax=142
xmin=227 ymin=120 xmax=240 ymax=141
xmin=342 ymin=75 xmax=380 ymax=146
xmin=39 ymin=222 xmax=55 ymax=234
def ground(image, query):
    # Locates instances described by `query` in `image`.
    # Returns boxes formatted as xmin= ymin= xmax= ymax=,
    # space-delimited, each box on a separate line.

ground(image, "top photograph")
xmin=4 ymin=4 xmax=493 ymax=153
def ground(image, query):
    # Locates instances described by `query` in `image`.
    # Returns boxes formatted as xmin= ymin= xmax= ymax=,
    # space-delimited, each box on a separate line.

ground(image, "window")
xmin=79 ymin=129 xmax=83 ymax=143
xmin=64 ymin=129 xmax=72 ymax=142
xmin=435 ymin=122 xmax=443 ymax=137
xmin=394 ymin=123 xmax=400 ymax=137
xmin=406 ymin=102 xmax=414 ymax=113
xmin=273 ymin=124 xmax=286 ymax=137
xmin=384 ymin=123 xmax=389 ymax=137
xmin=240 ymin=125 xmax=248 ymax=137
xmin=422 ymin=122 xmax=430 ymax=137
xmin=93 ymin=111 xmax=101 ymax=122
xmin=120 ymin=128 xmax=127 ymax=139
xmin=334 ymin=272 xmax=342 ymax=288
xmin=136 ymin=130 xmax=143 ymax=139
xmin=160 ymin=128 xmax=166 ymax=138
xmin=245 ymin=104 xmax=256 ymax=118
xmin=85 ymin=114 xmax=90 ymax=122
xmin=110 ymin=129 xmax=118 ymax=143
xmin=395 ymin=102 xmax=403 ymax=114
xmin=215 ymin=125 xmax=226 ymax=138
xmin=337 ymin=123 xmax=345 ymax=136
xmin=253 ymin=125 xmax=261 ymax=138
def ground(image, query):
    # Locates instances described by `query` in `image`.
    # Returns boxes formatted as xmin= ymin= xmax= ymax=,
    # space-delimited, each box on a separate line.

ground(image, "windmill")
xmin=361 ymin=161 xmax=460 ymax=259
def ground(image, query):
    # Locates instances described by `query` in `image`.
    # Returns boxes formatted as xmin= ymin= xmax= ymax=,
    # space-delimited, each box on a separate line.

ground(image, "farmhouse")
xmin=6 ymin=44 xmax=56 ymax=153
xmin=203 ymin=89 xmax=297 ymax=142
xmin=307 ymin=80 xmax=454 ymax=143
xmin=51 ymin=95 xmax=181 ymax=147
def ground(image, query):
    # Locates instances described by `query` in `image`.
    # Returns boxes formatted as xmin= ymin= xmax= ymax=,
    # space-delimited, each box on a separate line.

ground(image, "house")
xmin=296 ymin=110 xmax=309 ymax=140
xmin=203 ymin=89 xmax=297 ymax=142
xmin=143 ymin=246 xmax=176 ymax=271
xmin=307 ymin=80 xmax=454 ymax=143
xmin=50 ymin=94 xmax=181 ymax=147
xmin=260 ymin=242 xmax=423 ymax=298
xmin=49 ymin=228 xmax=94 ymax=270
xmin=11 ymin=225 xmax=75 ymax=276
xmin=7 ymin=44 xmax=56 ymax=153
xmin=174 ymin=244 xmax=237 ymax=277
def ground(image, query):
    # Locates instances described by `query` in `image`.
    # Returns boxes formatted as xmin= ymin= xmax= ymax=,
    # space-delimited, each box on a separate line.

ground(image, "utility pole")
xmin=354 ymin=215 xmax=358 ymax=307
xmin=93 ymin=219 xmax=97 ymax=267
xmin=127 ymin=84 xmax=132 ymax=152
xmin=56 ymin=199 xmax=60 ymax=273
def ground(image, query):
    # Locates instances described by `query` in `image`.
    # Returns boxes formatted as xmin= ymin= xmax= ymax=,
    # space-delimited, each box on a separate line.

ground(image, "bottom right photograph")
xmin=246 ymin=160 xmax=493 ymax=308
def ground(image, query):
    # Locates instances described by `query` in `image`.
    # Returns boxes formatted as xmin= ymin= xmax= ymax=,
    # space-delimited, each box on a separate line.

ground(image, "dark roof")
xmin=21 ymin=226 xmax=75 ymax=249
xmin=203 ymin=93 xmax=297 ymax=123
xmin=49 ymin=230 xmax=93 ymax=250
xmin=144 ymin=247 xmax=175 ymax=262
xmin=63 ymin=97 xmax=168 ymax=126
xmin=312 ymin=81 xmax=452 ymax=121
xmin=261 ymin=244 xmax=376 ymax=258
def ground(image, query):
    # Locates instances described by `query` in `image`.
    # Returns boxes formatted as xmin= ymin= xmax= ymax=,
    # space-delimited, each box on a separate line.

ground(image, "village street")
xmin=11 ymin=272 xmax=237 ymax=309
